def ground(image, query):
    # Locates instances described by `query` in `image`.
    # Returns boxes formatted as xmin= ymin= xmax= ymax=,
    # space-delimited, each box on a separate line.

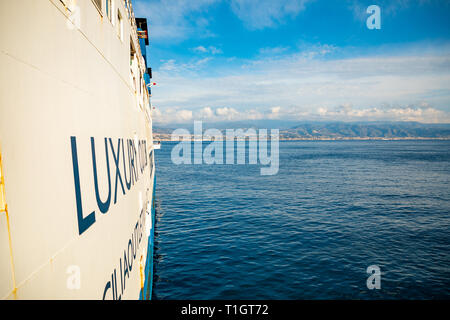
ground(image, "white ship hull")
xmin=0 ymin=0 xmax=156 ymax=299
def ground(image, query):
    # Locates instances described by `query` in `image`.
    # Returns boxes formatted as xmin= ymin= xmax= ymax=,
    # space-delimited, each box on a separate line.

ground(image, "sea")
xmin=152 ymin=140 xmax=450 ymax=299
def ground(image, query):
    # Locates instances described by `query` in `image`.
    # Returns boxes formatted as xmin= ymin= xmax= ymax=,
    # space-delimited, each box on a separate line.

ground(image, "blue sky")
xmin=134 ymin=0 xmax=450 ymax=124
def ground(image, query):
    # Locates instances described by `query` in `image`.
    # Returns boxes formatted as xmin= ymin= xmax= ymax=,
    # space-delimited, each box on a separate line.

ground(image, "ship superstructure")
xmin=0 ymin=0 xmax=156 ymax=299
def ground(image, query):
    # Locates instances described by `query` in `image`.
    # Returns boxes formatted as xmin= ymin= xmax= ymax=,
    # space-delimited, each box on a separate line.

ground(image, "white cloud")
xmin=177 ymin=109 xmax=193 ymax=121
xmin=215 ymin=107 xmax=240 ymax=120
xmin=259 ymin=46 xmax=290 ymax=56
xmin=152 ymin=107 xmax=193 ymax=123
xmin=151 ymin=44 xmax=450 ymax=124
xmin=134 ymin=0 xmax=219 ymax=41
xmin=152 ymin=104 xmax=450 ymax=124
xmin=209 ymin=46 xmax=222 ymax=54
xmin=193 ymin=45 xmax=208 ymax=53
xmin=192 ymin=45 xmax=223 ymax=55
xmin=230 ymin=0 xmax=312 ymax=30
xmin=153 ymin=106 xmax=266 ymax=123
xmin=159 ymin=57 xmax=212 ymax=75
xmin=199 ymin=106 xmax=214 ymax=119
xmin=135 ymin=0 xmax=313 ymax=39
xmin=311 ymin=104 xmax=450 ymax=123
xmin=271 ymin=106 xmax=281 ymax=114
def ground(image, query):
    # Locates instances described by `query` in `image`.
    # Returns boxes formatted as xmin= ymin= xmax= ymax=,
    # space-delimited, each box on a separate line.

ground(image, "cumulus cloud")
xmin=199 ymin=106 xmax=214 ymax=119
xmin=152 ymin=107 xmax=193 ymax=123
xmin=215 ymin=107 xmax=240 ymax=120
xmin=151 ymin=43 xmax=450 ymax=124
xmin=159 ymin=57 xmax=212 ymax=75
xmin=271 ymin=106 xmax=281 ymax=114
xmin=192 ymin=45 xmax=223 ymax=55
xmin=313 ymin=103 xmax=450 ymax=123
xmin=152 ymin=104 xmax=450 ymax=124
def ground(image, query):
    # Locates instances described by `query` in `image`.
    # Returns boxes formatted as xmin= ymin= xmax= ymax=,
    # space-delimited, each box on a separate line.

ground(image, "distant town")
xmin=152 ymin=121 xmax=450 ymax=141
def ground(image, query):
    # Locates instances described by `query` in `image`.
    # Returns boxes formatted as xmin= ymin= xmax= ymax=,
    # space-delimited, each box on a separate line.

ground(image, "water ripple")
xmin=153 ymin=140 xmax=450 ymax=299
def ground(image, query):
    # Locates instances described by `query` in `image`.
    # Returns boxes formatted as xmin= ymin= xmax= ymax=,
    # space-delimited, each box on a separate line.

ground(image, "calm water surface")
xmin=152 ymin=140 xmax=450 ymax=299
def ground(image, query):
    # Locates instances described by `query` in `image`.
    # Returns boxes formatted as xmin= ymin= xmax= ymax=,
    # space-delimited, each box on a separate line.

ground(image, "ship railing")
xmin=125 ymin=0 xmax=152 ymax=120
xmin=125 ymin=0 xmax=147 ymax=71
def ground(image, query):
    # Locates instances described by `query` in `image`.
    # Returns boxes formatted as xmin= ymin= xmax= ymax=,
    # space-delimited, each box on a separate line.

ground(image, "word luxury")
xmin=70 ymin=136 xmax=151 ymax=235
xmin=170 ymin=121 xmax=279 ymax=175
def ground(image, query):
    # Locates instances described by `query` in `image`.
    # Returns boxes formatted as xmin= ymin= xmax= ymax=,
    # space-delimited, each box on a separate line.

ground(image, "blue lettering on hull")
xmin=70 ymin=136 xmax=150 ymax=235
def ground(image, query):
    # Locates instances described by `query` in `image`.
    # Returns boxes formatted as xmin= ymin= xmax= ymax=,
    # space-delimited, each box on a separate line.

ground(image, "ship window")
xmin=117 ymin=10 xmax=123 ymax=41
xmin=91 ymin=0 xmax=102 ymax=14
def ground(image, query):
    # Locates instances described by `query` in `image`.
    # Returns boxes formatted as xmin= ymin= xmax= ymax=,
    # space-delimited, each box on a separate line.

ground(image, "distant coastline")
xmin=153 ymin=134 xmax=450 ymax=142
xmin=152 ymin=121 xmax=450 ymax=141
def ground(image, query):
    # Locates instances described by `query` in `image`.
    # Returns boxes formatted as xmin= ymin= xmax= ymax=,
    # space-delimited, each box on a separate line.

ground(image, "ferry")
xmin=0 ymin=0 xmax=156 ymax=299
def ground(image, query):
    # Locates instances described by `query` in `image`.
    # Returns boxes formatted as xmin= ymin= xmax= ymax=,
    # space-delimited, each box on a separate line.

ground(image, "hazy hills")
xmin=283 ymin=122 xmax=450 ymax=139
xmin=153 ymin=121 xmax=450 ymax=139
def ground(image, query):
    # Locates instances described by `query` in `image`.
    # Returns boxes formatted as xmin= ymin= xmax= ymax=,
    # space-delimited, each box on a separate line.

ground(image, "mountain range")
xmin=153 ymin=121 xmax=450 ymax=139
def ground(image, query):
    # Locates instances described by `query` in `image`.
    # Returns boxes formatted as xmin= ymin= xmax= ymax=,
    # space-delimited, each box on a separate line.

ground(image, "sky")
xmin=134 ymin=0 xmax=450 ymax=124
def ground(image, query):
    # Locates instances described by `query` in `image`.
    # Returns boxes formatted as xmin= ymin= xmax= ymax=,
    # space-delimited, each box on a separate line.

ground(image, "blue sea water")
xmin=152 ymin=140 xmax=450 ymax=299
